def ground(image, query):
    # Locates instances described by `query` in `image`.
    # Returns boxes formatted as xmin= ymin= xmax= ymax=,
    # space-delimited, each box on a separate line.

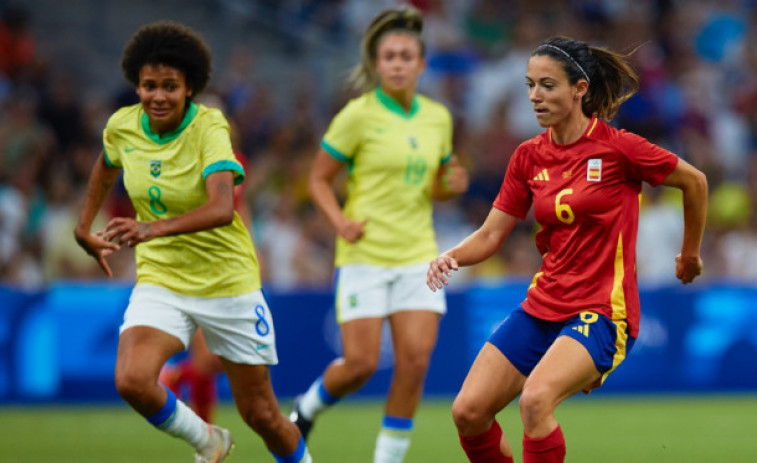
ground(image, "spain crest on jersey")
xmin=587 ymin=158 xmax=602 ymax=182
xmin=150 ymin=160 xmax=162 ymax=178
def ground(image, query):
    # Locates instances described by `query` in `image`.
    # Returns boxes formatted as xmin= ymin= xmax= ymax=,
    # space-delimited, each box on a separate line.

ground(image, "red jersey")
xmin=493 ymin=117 xmax=678 ymax=337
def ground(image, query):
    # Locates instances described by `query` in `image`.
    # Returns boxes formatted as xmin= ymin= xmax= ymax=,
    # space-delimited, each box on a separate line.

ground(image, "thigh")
xmin=388 ymin=262 xmax=446 ymax=315
xmin=525 ymin=335 xmax=600 ymax=404
xmin=335 ymin=265 xmax=390 ymax=323
xmin=560 ymin=311 xmax=633 ymax=391
xmin=194 ymin=290 xmax=278 ymax=365
xmin=117 ymin=325 xmax=186 ymax=380
xmin=456 ymin=343 xmax=526 ymax=418
xmin=388 ymin=310 xmax=440 ymax=361
xmin=340 ymin=316 xmax=384 ymax=364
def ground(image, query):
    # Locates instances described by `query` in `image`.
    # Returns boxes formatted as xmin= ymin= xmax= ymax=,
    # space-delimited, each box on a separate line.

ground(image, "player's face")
xmin=375 ymin=33 xmax=425 ymax=94
xmin=526 ymin=55 xmax=585 ymax=128
xmin=136 ymin=64 xmax=193 ymax=135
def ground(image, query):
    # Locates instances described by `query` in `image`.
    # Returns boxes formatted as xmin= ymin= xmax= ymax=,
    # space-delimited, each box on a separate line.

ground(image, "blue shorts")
xmin=488 ymin=307 xmax=635 ymax=383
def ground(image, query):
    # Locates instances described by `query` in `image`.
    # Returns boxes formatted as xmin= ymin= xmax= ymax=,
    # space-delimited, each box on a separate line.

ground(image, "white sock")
xmin=373 ymin=430 xmax=411 ymax=463
xmin=162 ymin=399 xmax=211 ymax=449
xmin=299 ymin=377 xmax=338 ymax=420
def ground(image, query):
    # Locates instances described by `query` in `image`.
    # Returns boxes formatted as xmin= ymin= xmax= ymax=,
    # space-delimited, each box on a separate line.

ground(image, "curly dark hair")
xmin=121 ymin=21 xmax=211 ymax=95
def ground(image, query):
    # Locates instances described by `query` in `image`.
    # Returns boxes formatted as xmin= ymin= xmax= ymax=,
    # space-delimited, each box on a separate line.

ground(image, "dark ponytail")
xmin=532 ymin=36 xmax=639 ymax=121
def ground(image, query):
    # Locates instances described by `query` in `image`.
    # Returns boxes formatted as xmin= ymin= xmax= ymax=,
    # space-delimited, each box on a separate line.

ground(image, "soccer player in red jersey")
xmin=427 ymin=36 xmax=707 ymax=463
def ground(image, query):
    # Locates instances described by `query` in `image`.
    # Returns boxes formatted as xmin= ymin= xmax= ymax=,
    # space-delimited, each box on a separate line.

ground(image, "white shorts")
xmin=335 ymin=262 xmax=446 ymax=323
xmin=120 ymin=284 xmax=278 ymax=365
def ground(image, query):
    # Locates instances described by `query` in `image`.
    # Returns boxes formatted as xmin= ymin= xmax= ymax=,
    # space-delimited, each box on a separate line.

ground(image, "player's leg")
xmin=291 ymin=316 xmax=383 ymax=438
xmin=187 ymin=328 xmax=222 ymax=422
xmin=519 ymin=312 xmax=628 ymax=463
xmin=199 ymin=289 xmax=311 ymax=462
xmin=372 ymin=310 xmax=439 ymax=463
xmin=115 ymin=285 xmax=218 ymax=455
xmin=223 ymin=361 xmax=312 ymax=462
xmin=453 ymin=343 xmax=525 ymax=463
xmin=292 ymin=264 xmax=388 ymax=440
xmin=115 ymin=326 xmax=220 ymax=453
xmin=518 ymin=336 xmax=597 ymax=463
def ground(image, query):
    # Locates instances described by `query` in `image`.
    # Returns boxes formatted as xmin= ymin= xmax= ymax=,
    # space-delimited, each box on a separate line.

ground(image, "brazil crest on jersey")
xmin=493 ymin=117 xmax=679 ymax=338
xmin=321 ymin=87 xmax=453 ymax=267
xmin=102 ymin=102 xmax=260 ymax=297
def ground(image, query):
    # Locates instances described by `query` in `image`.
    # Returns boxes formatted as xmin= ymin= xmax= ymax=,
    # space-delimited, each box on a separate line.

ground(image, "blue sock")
xmin=382 ymin=415 xmax=414 ymax=433
xmin=273 ymin=436 xmax=308 ymax=463
xmin=146 ymin=386 xmax=178 ymax=429
xmin=317 ymin=378 xmax=340 ymax=405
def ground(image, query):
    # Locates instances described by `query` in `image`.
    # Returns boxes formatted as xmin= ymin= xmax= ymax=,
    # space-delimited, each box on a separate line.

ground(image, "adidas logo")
xmin=533 ymin=168 xmax=550 ymax=181
xmin=572 ymin=324 xmax=590 ymax=337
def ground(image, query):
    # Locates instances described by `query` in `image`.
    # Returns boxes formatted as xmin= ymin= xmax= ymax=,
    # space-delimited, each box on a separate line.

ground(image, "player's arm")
xmin=103 ymin=170 xmax=235 ymax=245
xmin=661 ymin=158 xmax=708 ymax=284
xmin=308 ymin=148 xmax=366 ymax=243
xmin=74 ymin=152 xmax=122 ymax=277
xmin=432 ymin=155 xmax=469 ymax=201
xmin=428 ymin=207 xmax=518 ymax=290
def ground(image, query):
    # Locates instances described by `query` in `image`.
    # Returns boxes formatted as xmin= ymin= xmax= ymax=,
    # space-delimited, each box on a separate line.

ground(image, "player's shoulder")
xmin=106 ymin=103 xmax=141 ymax=130
xmin=191 ymin=103 xmax=230 ymax=127
xmin=416 ymin=93 xmax=449 ymax=113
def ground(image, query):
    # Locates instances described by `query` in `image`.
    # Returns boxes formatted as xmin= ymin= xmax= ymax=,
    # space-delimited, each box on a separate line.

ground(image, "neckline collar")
xmin=375 ymin=87 xmax=419 ymax=119
xmin=141 ymin=101 xmax=198 ymax=144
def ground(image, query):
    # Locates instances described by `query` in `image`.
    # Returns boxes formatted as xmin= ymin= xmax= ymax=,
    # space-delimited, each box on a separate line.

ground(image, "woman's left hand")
xmin=443 ymin=157 xmax=469 ymax=194
xmin=675 ymin=254 xmax=703 ymax=284
xmin=103 ymin=217 xmax=156 ymax=247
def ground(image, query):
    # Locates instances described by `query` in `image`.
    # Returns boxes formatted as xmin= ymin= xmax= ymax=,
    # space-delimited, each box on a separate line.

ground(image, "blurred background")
xmin=1 ymin=0 xmax=756 ymax=407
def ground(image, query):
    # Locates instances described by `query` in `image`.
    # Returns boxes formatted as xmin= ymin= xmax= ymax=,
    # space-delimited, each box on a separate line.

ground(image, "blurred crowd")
xmin=1 ymin=0 xmax=756 ymax=290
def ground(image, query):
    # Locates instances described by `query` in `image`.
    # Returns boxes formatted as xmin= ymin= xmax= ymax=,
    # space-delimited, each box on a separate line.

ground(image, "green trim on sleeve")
xmin=141 ymin=101 xmax=199 ymax=145
xmin=102 ymin=148 xmax=119 ymax=168
xmin=203 ymin=160 xmax=245 ymax=185
xmin=440 ymin=152 xmax=453 ymax=165
xmin=321 ymin=140 xmax=350 ymax=163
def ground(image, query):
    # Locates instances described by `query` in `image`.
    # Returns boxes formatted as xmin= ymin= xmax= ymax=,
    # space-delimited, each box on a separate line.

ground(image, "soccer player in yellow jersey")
xmin=73 ymin=21 xmax=311 ymax=463
xmin=289 ymin=8 xmax=468 ymax=463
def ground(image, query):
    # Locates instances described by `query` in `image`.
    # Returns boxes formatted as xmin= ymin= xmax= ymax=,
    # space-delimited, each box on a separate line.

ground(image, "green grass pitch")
xmin=2 ymin=395 xmax=755 ymax=462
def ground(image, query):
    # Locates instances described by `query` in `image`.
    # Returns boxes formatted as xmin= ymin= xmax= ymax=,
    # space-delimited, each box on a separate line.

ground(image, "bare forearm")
xmin=309 ymin=179 xmax=346 ymax=230
xmin=445 ymin=228 xmax=505 ymax=267
xmin=76 ymin=155 xmax=119 ymax=234
xmin=446 ymin=209 xmax=518 ymax=267
xmin=152 ymin=182 xmax=234 ymax=238
xmin=680 ymin=171 xmax=708 ymax=256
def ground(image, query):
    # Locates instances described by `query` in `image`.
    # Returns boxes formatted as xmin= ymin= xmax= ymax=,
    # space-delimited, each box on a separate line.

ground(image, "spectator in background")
xmin=0 ymin=5 xmax=35 ymax=82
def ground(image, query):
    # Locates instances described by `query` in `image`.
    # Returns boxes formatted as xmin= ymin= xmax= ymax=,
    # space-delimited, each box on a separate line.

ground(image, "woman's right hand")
xmin=336 ymin=218 xmax=367 ymax=243
xmin=427 ymin=254 xmax=458 ymax=291
xmin=73 ymin=227 xmax=121 ymax=277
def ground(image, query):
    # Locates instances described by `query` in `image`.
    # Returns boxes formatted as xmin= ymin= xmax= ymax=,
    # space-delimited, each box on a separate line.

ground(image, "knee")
xmin=451 ymin=395 xmax=490 ymax=435
xmin=343 ymin=356 xmax=378 ymax=385
xmin=114 ymin=368 xmax=153 ymax=404
xmin=518 ymin=383 xmax=553 ymax=428
xmin=394 ymin=348 xmax=432 ymax=381
xmin=239 ymin=400 xmax=282 ymax=435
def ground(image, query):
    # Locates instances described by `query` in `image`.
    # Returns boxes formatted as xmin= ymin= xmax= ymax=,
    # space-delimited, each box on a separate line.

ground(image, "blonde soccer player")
xmin=289 ymin=7 xmax=468 ymax=463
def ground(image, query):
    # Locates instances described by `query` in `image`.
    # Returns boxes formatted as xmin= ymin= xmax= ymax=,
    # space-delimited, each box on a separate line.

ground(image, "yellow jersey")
xmin=322 ymin=87 xmax=453 ymax=267
xmin=103 ymin=102 xmax=260 ymax=297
